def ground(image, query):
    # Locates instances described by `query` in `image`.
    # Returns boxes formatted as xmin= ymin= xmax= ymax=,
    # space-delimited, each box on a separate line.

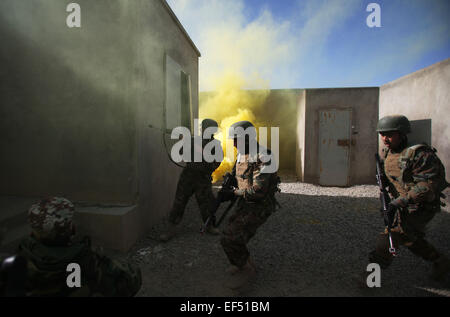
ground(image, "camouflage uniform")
xmin=369 ymin=143 xmax=447 ymax=270
xmin=168 ymin=137 xmax=222 ymax=225
xmin=18 ymin=197 xmax=142 ymax=297
xmin=220 ymin=147 xmax=279 ymax=268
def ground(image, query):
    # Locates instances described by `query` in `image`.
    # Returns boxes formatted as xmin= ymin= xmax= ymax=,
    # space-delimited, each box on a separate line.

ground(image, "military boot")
xmin=159 ymin=223 xmax=178 ymax=242
xmin=224 ymin=257 xmax=257 ymax=290
xmin=430 ymin=255 xmax=450 ymax=282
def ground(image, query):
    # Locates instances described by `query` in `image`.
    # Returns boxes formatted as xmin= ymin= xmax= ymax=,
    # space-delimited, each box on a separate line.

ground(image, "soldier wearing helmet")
xmin=376 ymin=115 xmax=411 ymax=152
xmin=159 ymin=118 xmax=224 ymax=241
xmin=220 ymin=120 xmax=280 ymax=290
xmin=28 ymin=197 xmax=76 ymax=245
xmin=16 ymin=197 xmax=142 ymax=296
xmin=367 ymin=114 xmax=450 ymax=282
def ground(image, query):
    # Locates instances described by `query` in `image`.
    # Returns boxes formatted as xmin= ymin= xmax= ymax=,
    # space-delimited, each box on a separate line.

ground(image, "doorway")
xmin=318 ymin=109 xmax=352 ymax=186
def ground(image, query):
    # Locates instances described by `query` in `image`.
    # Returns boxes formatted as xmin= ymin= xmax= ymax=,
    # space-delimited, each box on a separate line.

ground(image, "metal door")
xmin=318 ymin=109 xmax=352 ymax=186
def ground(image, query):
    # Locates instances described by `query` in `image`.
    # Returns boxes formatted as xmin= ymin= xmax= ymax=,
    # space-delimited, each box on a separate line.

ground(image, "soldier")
xmin=159 ymin=119 xmax=223 ymax=241
xmin=368 ymin=115 xmax=450 ymax=282
xmin=220 ymin=121 xmax=280 ymax=290
xmin=17 ymin=196 xmax=142 ymax=296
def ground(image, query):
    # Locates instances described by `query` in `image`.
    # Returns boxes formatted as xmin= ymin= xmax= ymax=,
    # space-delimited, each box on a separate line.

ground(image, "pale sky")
xmin=167 ymin=0 xmax=450 ymax=91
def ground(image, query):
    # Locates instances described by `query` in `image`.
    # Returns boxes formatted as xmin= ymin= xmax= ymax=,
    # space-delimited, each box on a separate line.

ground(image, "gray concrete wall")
xmin=133 ymin=0 xmax=199 ymax=229
xmin=0 ymin=0 xmax=139 ymax=203
xmin=379 ymin=58 xmax=450 ymax=208
xmin=0 ymin=0 xmax=199 ymax=250
xmin=303 ymin=88 xmax=379 ymax=185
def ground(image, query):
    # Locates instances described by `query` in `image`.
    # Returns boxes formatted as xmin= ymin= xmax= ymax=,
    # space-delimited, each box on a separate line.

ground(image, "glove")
xmin=380 ymin=203 xmax=398 ymax=227
xmin=381 ymin=195 xmax=406 ymax=213
xmin=386 ymin=203 xmax=398 ymax=224
xmin=385 ymin=197 xmax=407 ymax=226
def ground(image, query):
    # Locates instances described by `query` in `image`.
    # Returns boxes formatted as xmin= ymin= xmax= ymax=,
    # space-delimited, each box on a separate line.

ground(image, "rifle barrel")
xmin=375 ymin=153 xmax=398 ymax=257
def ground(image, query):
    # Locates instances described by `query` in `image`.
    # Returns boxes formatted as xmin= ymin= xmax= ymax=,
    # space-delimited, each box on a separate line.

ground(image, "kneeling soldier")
xmin=18 ymin=197 xmax=142 ymax=296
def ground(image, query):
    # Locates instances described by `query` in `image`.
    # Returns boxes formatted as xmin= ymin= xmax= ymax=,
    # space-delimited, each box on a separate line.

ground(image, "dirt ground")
xmin=116 ymin=178 xmax=450 ymax=297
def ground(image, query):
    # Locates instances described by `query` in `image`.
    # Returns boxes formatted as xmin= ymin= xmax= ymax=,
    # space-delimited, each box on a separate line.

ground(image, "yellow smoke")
xmin=192 ymin=6 xmax=294 ymax=183
xmin=200 ymin=72 xmax=270 ymax=183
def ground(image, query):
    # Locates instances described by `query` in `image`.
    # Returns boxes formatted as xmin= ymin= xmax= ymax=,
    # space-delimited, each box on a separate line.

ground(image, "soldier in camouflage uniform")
xmin=220 ymin=121 xmax=280 ymax=290
xmin=16 ymin=197 xmax=142 ymax=296
xmin=368 ymin=115 xmax=450 ymax=282
xmin=159 ymin=119 xmax=223 ymax=241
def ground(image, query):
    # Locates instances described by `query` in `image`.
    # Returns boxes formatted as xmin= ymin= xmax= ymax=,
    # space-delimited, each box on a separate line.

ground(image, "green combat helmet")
xmin=201 ymin=118 xmax=219 ymax=131
xmin=228 ymin=120 xmax=256 ymax=139
xmin=201 ymin=119 xmax=219 ymax=139
xmin=376 ymin=115 xmax=411 ymax=134
xmin=28 ymin=197 xmax=75 ymax=244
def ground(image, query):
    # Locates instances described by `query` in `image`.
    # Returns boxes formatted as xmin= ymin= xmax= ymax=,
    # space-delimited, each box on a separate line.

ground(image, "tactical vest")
xmin=236 ymin=153 xmax=253 ymax=190
xmin=384 ymin=149 xmax=408 ymax=198
xmin=235 ymin=153 xmax=280 ymax=196
xmin=384 ymin=144 xmax=448 ymax=204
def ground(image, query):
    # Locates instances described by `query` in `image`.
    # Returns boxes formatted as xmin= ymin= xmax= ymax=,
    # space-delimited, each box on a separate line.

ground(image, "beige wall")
xmin=0 ymin=0 xmax=199 ymax=250
xmin=299 ymin=88 xmax=379 ymax=185
xmin=379 ymin=58 xmax=450 ymax=208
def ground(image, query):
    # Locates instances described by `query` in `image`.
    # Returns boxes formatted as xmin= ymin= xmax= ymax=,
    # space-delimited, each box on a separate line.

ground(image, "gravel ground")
xmin=120 ymin=176 xmax=450 ymax=297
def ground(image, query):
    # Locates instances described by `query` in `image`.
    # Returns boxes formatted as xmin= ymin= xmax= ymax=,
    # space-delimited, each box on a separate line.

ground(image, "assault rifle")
xmin=200 ymin=172 xmax=238 ymax=234
xmin=375 ymin=153 xmax=397 ymax=256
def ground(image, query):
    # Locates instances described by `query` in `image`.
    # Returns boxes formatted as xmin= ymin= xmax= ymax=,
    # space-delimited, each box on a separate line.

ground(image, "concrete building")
xmin=200 ymin=59 xmax=449 ymax=188
xmin=0 ymin=0 xmax=200 ymax=251
xmin=200 ymin=87 xmax=379 ymax=186
xmin=296 ymin=88 xmax=379 ymax=186
xmin=201 ymin=58 xmax=449 ymax=188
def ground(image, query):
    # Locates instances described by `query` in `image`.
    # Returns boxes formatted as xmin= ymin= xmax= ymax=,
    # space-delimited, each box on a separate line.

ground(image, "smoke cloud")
xmin=169 ymin=0 xmax=299 ymax=181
